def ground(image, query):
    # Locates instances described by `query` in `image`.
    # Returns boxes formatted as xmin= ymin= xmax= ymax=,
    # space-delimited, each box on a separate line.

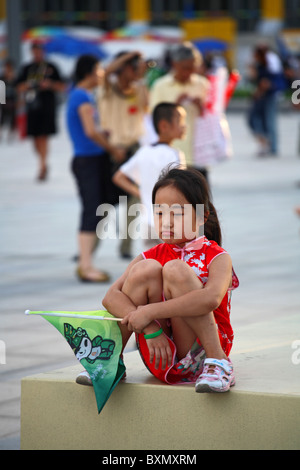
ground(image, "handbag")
xmin=193 ymin=112 xmax=232 ymax=167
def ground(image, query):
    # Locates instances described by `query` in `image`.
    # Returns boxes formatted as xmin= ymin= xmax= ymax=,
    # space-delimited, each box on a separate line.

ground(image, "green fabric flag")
xmin=26 ymin=310 xmax=126 ymax=414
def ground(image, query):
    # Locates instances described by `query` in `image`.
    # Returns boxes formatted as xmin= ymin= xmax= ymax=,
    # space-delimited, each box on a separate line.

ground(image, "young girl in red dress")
xmin=103 ymin=167 xmax=239 ymax=393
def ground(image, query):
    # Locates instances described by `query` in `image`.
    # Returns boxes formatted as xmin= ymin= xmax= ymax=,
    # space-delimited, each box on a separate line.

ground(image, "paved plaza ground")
xmin=0 ymin=106 xmax=300 ymax=450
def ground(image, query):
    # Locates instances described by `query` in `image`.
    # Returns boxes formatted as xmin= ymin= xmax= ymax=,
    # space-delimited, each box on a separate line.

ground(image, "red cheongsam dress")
xmin=135 ymin=236 xmax=239 ymax=384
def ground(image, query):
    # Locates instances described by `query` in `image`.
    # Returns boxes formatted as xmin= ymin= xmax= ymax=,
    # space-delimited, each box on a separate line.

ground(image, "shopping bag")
xmin=193 ymin=112 xmax=232 ymax=167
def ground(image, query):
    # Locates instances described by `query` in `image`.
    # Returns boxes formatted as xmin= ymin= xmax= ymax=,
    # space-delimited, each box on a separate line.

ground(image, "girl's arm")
xmin=103 ymin=255 xmax=173 ymax=369
xmin=103 ymin=255 xmax=164 ymax=337
xmin=122 ymin=254 xmax=233 ymax=333
xmin=102 ymin=254 xmax=144 ymax=318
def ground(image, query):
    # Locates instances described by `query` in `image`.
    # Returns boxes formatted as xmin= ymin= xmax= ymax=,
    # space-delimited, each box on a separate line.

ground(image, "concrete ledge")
xmin=21 ymin=350 xmax=300 ymax=451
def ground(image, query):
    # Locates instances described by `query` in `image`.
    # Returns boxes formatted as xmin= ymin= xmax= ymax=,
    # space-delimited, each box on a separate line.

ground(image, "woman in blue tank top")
xmin=66 ymin=55 xmax=125 ymax=283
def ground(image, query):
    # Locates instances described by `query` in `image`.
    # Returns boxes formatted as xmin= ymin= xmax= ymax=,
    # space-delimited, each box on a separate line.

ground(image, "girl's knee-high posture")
xmin=103 ymin=167 xmax=239 ymax=393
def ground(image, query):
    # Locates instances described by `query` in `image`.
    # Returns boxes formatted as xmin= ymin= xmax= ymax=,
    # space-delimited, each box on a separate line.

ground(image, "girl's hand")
xmin=146 ymin=334 xmax=173 ymax=370
xmin=121 ymin=305 xmax=153 ymax=333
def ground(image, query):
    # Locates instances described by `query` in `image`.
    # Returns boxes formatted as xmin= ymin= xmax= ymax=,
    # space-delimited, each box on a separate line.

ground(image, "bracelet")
xmin=144 ymin=328 xmax=163 ymax=340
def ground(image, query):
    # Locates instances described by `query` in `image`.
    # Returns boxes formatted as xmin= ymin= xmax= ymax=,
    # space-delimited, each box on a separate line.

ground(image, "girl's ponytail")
xmin=204 ymin=201 xmax=222 ymax=247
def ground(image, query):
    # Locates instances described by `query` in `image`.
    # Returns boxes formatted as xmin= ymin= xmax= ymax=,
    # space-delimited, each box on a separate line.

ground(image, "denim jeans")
xmin=248 ymin=93 xmax=278 ymax=154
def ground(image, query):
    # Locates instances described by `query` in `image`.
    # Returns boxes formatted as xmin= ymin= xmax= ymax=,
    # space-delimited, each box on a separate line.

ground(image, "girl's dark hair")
xmin=152 ymin=167 xmax=222 ymax=246
xmin=74 ymin=54 xmax=99 ymax=84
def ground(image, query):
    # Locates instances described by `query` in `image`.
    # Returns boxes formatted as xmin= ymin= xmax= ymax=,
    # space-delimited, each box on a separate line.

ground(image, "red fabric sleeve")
xmin=205 ymin=241 xmax=228 ymax=268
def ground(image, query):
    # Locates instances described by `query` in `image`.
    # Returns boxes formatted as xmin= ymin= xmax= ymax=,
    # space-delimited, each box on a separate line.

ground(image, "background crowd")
xmin=0 ymin=39 xmax=296 ymax=282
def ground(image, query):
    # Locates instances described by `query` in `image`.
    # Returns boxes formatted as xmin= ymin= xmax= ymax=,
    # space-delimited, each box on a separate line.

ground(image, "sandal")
xmin=37 ymin=166 xmax=48 ymax=182
xmin=195 ymin=358 xmax=235 ymax=393
xmin=76 ymin=267 xmax=111 ymax=283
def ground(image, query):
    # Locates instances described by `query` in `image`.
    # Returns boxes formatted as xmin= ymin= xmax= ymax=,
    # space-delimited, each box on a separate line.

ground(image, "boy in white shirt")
xmin=113 ymin=102 xmax=187 ymax=247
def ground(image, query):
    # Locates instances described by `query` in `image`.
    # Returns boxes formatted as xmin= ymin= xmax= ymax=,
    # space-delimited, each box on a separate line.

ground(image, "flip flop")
xmin=76 ymin=267 xmax=111 ymax=283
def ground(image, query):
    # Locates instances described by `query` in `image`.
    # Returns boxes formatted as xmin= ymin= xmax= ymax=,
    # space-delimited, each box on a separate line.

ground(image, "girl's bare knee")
xmin=163 ymin=259 xmax=203 ymax=299
xmin=128 ymin=259 xmax=162 ymax=284
xmin=163 ymin=259 xmax=202 ymax=286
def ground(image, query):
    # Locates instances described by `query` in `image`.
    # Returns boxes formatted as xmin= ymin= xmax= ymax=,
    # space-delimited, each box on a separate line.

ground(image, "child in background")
xmin=103 ymin=168 xmax=239 ymax=393
xmin=113 ymin=102 xmax=187 ymax=248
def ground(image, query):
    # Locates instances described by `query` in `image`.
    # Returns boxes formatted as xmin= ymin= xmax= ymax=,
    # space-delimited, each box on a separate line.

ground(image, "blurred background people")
xmin=247 ymin=43 xmax=287 ymax=157
xmin=113 ymin=102 xmax=187 ymax=249
xmin=0 ymin=58 xmax=17 ymax=142
xmin=150 ymin=42 xmax=210 ymax=180
xmin=191 ymin=52 xmax=238 ymax=176
xmin=17 ymin=42 xmax=65 ymax=181
xmin=66 ymin=54 xmax=125 ymax=283
xmin=98 ymin=50 xmax=149 ymax=259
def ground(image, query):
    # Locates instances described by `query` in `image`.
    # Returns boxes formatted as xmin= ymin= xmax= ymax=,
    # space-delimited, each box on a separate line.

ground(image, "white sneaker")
xmin=76 ymin=370 xmax=93 ymax=386
xmin=195 ymin=358 xmax=235 ymax=393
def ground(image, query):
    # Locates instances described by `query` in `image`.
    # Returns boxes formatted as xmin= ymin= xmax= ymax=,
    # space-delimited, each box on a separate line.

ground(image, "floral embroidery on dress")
xmin=172 ymin=237 xmax=214 ymax=285
xmin=139 ymin=236 xmax=239 ymax=384
xmin=176 ymin=343 xmax=206 ymax=381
